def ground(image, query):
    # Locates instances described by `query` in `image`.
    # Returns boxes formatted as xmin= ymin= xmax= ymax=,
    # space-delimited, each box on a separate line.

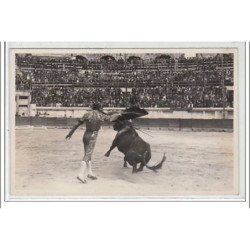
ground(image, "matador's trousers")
xmin=82 ymin=130 xmax=98 ymax=162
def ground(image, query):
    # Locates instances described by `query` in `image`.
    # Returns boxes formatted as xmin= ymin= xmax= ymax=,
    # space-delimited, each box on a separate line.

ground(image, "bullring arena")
xmin=11 ymin=51 xmax=237 ymax=198
xmin=14 ymin=126 xmax=234 ymax=197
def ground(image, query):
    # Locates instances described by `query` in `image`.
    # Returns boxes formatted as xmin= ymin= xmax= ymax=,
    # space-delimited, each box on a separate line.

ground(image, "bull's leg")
xmin=137 ymin=162 xmax=145 ymax=172
xmin=132 ymin=164 xmax=138 ymax=173
xmin=104 ymin=139 xmax=118 ymax=157
xmin=123 ymin=157 xmax=128 ymax=168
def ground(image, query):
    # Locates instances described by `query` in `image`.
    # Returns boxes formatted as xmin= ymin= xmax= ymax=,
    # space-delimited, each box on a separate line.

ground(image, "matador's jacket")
xmin=79 ymin=110 xmax=110 ymax=162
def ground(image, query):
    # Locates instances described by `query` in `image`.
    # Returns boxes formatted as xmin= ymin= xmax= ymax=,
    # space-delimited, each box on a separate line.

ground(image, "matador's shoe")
xmin=77 ymin=176 xmax=87 ymax=184
xmin=87 ymin=174 xmax=98 ymax=180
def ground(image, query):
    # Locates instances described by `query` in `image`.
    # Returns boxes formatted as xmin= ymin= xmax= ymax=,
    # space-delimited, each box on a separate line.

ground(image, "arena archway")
xmin=127 ymin=56 xmax=142 ymax=64
xmin=100 ymin=55 xmax=116 ymax=62
xmin=75 ymin=55 xmax=88 ymax=62
xmin=155 ymin=54 xmax=172 ymax=63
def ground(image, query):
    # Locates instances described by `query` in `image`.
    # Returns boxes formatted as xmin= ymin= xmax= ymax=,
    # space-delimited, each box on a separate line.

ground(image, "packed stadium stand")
xmin=15 ymin=53 xmax=234 ymax=109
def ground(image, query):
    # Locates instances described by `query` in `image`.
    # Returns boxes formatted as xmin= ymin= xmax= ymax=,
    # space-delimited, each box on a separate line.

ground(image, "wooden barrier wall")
xmin=16 ymin=116 xmax=233 ymax=132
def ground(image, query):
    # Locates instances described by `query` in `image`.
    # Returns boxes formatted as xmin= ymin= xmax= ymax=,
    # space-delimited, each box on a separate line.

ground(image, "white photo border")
xmin=4 ymin=42 xmax=246 ymax=202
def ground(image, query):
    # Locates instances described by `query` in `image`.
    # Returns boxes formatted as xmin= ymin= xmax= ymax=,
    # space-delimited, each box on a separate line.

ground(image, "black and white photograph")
xmin=1 ymin=1 xmax=250 ymax=250
xmin=6 ymin=43 xmax=245 ymax=200
xmin=1 ymin=1 xmax=250 ymax=249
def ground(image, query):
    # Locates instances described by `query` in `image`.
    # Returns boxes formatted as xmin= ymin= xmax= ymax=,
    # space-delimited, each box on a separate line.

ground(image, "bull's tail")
xmin=143 ymin=151 xmax=166 ymax=172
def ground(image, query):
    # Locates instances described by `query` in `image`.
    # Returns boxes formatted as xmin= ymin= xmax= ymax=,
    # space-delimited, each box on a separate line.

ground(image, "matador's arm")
xmin=65 ymin=119 xmax=84 ymax=140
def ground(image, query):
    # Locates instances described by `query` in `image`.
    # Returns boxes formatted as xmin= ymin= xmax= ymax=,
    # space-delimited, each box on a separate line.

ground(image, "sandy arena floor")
xmin=12 ymin=127 xmax=236 ymax=198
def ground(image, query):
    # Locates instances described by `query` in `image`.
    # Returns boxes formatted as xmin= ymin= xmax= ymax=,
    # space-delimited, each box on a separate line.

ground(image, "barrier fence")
xmin=15 ymin=116 xmax=233 ymax=132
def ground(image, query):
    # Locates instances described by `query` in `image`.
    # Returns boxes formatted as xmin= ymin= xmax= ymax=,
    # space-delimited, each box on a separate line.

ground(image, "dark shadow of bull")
xmin=105 ymin=121 xmax=166 ymax=173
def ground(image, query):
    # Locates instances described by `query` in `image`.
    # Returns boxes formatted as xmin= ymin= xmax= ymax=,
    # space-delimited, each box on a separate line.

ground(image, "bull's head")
xmin=113 ymin=120 xmax=131 ymax=131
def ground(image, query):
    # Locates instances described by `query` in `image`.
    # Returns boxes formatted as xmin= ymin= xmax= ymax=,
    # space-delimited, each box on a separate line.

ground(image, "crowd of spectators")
xmin=16 ymin=73 xmax=31 ymax=91
xmin=31 ymin=87 xmax=127 ymax=107
xmin=16 ymin=54 xmax=234 ymax=109
xmin=16 ymin=54 xmax=234 ymax=89
xmin=129 ymin=85 xmax=227 ymax=108
xmin=31 ymin=85 xmax=231 ymax=109
xmin=16 ymin=67 xmax=233 ymax=90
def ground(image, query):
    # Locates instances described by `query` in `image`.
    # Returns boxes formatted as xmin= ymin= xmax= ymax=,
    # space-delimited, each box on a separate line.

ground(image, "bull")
xmin=105 ymin=120 xmax=166 ymax=173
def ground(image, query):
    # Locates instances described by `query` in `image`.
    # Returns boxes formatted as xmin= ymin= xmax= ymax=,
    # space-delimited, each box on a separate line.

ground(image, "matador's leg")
xmin=77 ymin=160 xmax=89 ymax=184
xmin=87 ymin=161 xmax=98 ymax=180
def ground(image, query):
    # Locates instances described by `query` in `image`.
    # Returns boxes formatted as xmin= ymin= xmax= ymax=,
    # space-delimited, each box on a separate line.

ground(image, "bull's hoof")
xmin=105 ymin=152 xmax=110 ymax=157
xmin=132 ymin=169 xmax=138 ymax=174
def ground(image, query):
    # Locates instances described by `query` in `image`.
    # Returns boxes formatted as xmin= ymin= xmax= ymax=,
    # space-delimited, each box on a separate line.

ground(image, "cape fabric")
xmin=111 ymin=107 xmax=148 ymax=122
